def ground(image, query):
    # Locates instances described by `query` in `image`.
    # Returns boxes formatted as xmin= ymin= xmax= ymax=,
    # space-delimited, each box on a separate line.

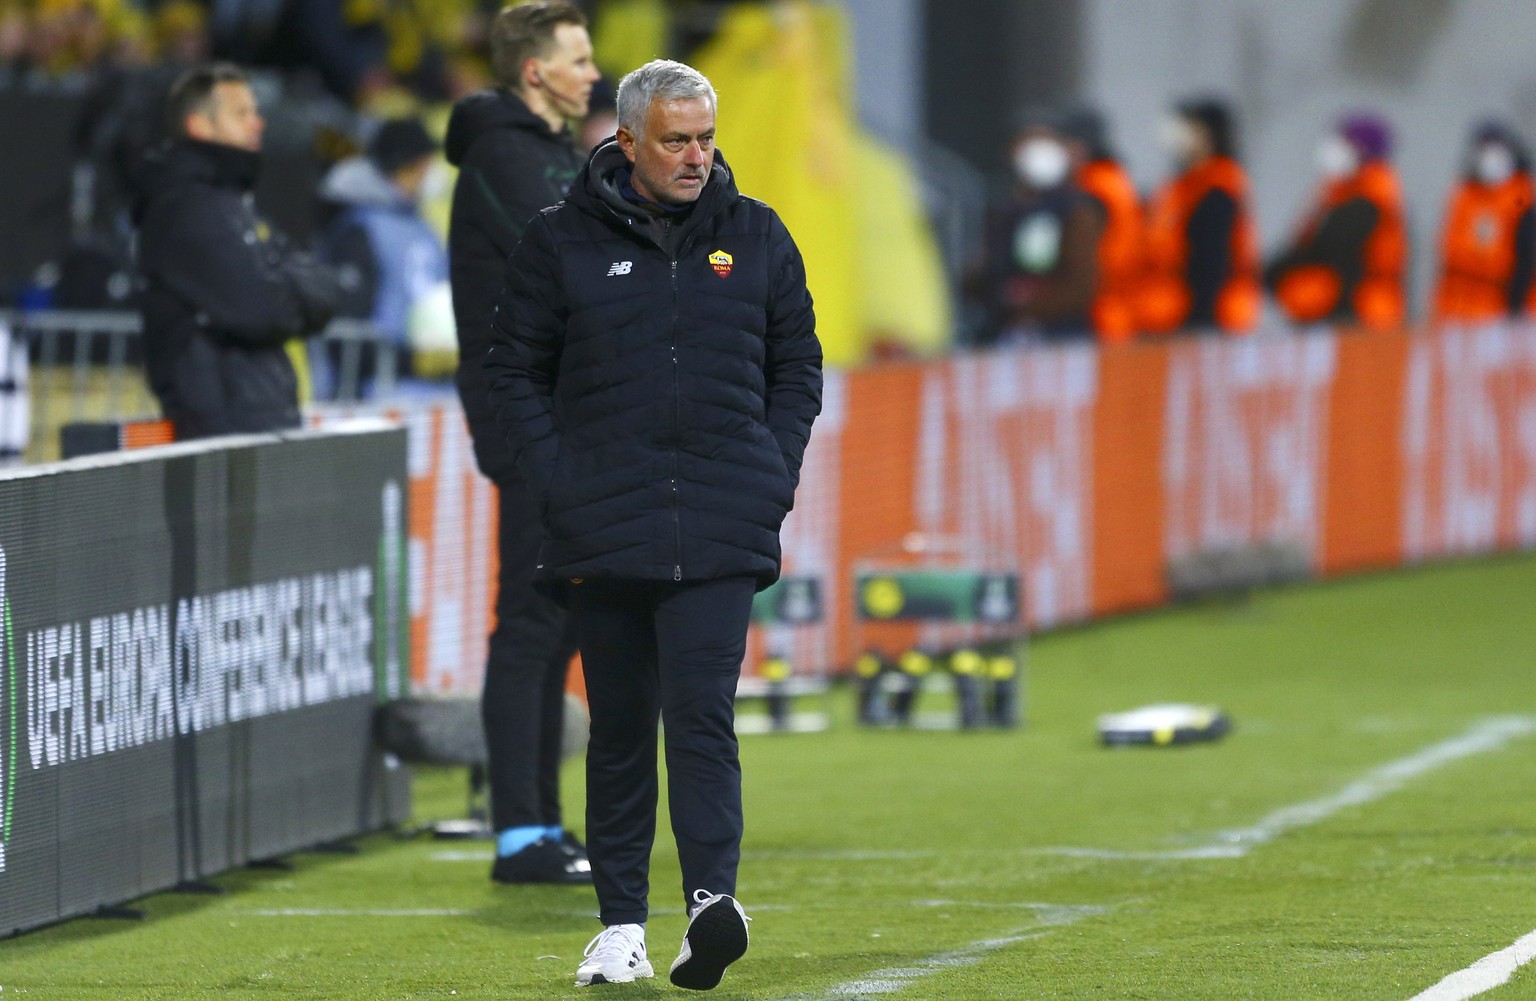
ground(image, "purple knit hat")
xmin=1338 ymin=113 xmax=1392 ymax=162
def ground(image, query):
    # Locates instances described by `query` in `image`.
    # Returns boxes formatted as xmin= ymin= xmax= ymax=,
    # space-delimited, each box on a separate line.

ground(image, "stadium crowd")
xmin=3 ymin=0 xmax=1535 ymax=364
xmin=971 ymin=98 xmax=1536 ymax=347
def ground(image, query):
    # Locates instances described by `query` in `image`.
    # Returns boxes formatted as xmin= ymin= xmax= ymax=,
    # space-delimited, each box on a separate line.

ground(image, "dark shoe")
xmin=561 ymin=830 xmax=588 ymax=858
xmin=490 ymin=838 xmax=592 ymax=885
xmin=669 ymin=891 xmax=750 ymax=991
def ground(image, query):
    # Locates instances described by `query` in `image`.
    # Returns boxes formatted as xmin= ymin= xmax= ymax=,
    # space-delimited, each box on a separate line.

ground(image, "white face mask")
xmin=1158 ymin=116 xmax=1197 ymax=160
xmin=1315 ymin=135 xmax=1357 ymax=179
xmin=1476 ymin=144 xmax=1516 ymax=185
xmin=1014 ymin=137 xmax=1071 ymax=189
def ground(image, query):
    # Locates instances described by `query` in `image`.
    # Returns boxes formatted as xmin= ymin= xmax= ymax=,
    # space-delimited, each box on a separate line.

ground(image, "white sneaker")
xmin=575 ymin=923 xmax=654 ymax=987
xmin=669 ymin=890 xmax=750 ymax=991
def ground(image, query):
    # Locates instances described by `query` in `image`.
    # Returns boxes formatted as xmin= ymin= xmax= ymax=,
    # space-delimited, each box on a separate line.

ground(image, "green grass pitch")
xmin=3 ymin=554 xmax=1535 ymax=999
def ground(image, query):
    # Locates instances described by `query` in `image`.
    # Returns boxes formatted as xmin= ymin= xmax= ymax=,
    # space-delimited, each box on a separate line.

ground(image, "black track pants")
xmin=570 ymin=576 xmax=755 ymax=926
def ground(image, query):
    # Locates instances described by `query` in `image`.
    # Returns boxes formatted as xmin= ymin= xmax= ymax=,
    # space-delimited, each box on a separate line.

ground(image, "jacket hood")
xmin=444 ymin=88 xmax=557 ymax=167
xmin=571 ymin=139 xmax=738 ymax=226
xmin=318 ymin=155 xmax=409 ymax=209
xmin=132 ymin=139 xmax=260 ymax=223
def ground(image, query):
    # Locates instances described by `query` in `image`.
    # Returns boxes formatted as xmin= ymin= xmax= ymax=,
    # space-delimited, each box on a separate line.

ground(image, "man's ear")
xmin=615 ymin=126 xmax=638 ymax=164
xmin=183 ymin=112 xmax=209 ymax=142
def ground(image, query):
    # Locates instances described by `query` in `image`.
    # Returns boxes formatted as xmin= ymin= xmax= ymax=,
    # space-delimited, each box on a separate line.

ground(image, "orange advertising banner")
xmin=116 ymin=322 xmax=1536 ymax=692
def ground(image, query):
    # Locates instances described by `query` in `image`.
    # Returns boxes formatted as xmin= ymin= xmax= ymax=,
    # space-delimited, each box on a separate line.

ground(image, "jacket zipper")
xmin=669 ymin=252 xmax=682 ymax=582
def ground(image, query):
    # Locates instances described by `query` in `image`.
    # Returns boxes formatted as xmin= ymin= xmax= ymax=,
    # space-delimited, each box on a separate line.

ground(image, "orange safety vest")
xmin=1076 ymin=158 xmax=1144 ymax=344
xmin=1272 ymin=160 xmax=1407 ymax=331
xmin=1432 ymin=172 xmax=1536 ymax=323
xmin=1140 ymin=155 xmax=1261 ymax=335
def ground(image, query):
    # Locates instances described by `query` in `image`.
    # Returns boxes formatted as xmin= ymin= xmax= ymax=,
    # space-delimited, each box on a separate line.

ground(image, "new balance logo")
xmin=606 ymin=261 xmax=633 ymax=277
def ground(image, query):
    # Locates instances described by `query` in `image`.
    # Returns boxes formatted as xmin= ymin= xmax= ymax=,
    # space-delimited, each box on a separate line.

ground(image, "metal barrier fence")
xmin=0 ymin=309 xmax=409 ymax=463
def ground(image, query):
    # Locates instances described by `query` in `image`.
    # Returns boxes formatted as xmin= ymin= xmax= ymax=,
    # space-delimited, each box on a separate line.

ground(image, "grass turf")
xmin=2 ymin=554 xmax=1535 ymax=999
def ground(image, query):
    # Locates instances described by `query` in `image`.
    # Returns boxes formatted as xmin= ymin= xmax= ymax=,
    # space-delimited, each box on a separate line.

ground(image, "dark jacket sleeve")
xmin=1266 ymin=197 xmax=1377 ymax=290
xmin=484 ymin=213 xmax=566 ymax=497
xmin=147 ymin=195 xmax=340 ymax=343
xmin=1185 ymin=188 xmax=1237 ymax=328
xmin=1510 ymin=205 xmax=1535 ymax=314
xmin=275 ymin=243 xmax=345 ymax=336
xmin=762 ymin=211 xmax=823 ymax=488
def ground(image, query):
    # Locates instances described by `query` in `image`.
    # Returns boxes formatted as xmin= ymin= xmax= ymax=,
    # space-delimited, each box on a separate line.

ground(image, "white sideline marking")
xmin=775 ymin=931 xmax=1048 ymax=999
xmin=764 ymin=718 xmax=1535 ymax=1000
xmin=1407 ymin=928 xmax=1536 ymax=1001
xmin=244 ymin=908 xmax=474 ymax=917
xmin=430 ymin=850 xmax=495 ymax=862
xmin=432 ymin=848 xmax=937 ymax=863
xmin=772 ymin=906 xmax=1106 ymax=1000
xmin=1040 ymin=715 xmax=1536 ymax=861
xmin=437 ymin=718 xmax=1534 ymax=870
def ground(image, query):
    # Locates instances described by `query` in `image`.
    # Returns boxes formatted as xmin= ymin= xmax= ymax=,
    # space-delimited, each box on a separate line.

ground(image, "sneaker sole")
xmin=669 ymin=905 xmax=749 ymax=991
xmin=577 ymin=961 xmax=655 ymax=987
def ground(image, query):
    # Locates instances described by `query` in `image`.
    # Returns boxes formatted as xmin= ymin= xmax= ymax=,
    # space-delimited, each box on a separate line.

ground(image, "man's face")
xmin=618 ymin=96 xmax=715 ymax=207
xmin=187 ymin=81 xmax=264 ymax=152
xmin=532 ymin=23 xmax=600 ymax=121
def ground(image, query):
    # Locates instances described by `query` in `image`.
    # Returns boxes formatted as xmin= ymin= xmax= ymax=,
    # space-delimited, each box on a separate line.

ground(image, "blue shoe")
xmin=490 ymin=838 xmax=591 ymax=885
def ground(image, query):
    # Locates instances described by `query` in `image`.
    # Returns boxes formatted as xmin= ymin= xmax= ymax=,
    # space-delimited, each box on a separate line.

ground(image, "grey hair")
xmin=615 ymin=59 xmax=717 ymax=139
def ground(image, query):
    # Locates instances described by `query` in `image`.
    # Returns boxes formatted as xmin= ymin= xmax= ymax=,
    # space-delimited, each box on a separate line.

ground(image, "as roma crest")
xmin=708 ymin=249 xmax=734 ymax=278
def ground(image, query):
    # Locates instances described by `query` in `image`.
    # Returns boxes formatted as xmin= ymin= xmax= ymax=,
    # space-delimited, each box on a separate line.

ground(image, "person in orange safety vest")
xmin=1140 ymin=97 xmax=1261 ymax=336
xmin=1265 ymin=113 xmax=1407 ymax=332
xmin=1060 ymin=106 xmax=1144 ymax=345
xmin=1432 ymin=121 xmax=1536 ymax=325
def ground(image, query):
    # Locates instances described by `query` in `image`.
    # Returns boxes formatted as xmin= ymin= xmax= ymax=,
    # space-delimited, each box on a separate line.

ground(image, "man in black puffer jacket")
xmin=445 ymin=0 xmax=600 ymax=886
xmin=487 ymin=59 xmax=821 ymax=992
xmin=135 ymin=63 xmax=341 ymax=439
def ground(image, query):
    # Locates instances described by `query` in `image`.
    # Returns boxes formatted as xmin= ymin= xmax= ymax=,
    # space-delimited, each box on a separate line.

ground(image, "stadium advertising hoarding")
xmin=109 ymin=322 xmax=1536 ymax=696
xmin=0 ymin=424 xmax=410 ymax=937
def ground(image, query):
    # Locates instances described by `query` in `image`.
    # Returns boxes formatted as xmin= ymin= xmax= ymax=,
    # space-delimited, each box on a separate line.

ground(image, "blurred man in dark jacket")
xmin=486 ymin=59 xmax=821 ymax=990
xmin=972 ymin=112 xmax=1102 ymax=347
xmin=135 ymin=62 xmax=341 ymax=439
xmin=444 ymin=0 xmax=600 ymax=886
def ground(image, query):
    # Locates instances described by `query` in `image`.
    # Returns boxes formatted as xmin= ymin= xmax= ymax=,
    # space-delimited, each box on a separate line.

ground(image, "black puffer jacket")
xmin=134 ymin=139 xmax=341 ymax=438
xmin=445 ymin=88 xmax=583 ymax=481
xmin=485 ymin=141 xmax=822 ymax=590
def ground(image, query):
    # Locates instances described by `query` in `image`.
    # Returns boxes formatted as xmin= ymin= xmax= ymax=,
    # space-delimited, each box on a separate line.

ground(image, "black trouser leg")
xmin=572 ymin=577 xmax=754 ymax=925
xmin=656 ymin=576 xmax=754 ymax=910
xmin=572 ymin=582 xmax=661 ymax=925
xmin=482 ymin=476 xmax=577 ymax=833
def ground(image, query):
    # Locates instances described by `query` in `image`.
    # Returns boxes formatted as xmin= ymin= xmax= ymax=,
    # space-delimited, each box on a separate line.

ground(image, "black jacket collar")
xmin=571 ymin=139 xmax=737 ymax=242
xmin=132 ymin=138 xmax=260 ymax=222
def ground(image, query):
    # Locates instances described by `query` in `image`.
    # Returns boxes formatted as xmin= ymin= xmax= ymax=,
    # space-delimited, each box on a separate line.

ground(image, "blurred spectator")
xmin=74 ymin=2 xmax=211 ymax=242
xmin=0 ymin=4 xmax=28 ymax=78
xmin=210 ymin=0 xmax=387 ymax=104
xmin=1141 ymin=97 xmax=1260 ymax=335
xmin=133 ymin=63 xmax=342 ymax=438
xmin=968 ymin=112 xmax=1101 ymax=346
xmin=1266 ymin=112 xmax=1406 ymax=332
xmin=1060 ymin=105 xmax=1144 ymax=345
xmin=1432 ymin=121 xmax=1536 ymax=324
xmin=317 ymin=115 xmax=452 ymax=392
